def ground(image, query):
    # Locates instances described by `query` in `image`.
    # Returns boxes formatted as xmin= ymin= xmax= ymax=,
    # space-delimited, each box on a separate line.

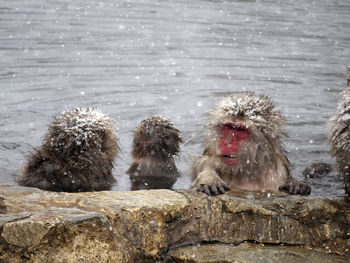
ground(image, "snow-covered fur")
xmin=126 ymin=116 xmax=182 ymax=190
xmin=329 ymin=67 xmax=350 ymax=196
xmin=192 ymin=92 xmax=290 ymax=191
xmin=18 ymin=108 xmax=118 ymax=192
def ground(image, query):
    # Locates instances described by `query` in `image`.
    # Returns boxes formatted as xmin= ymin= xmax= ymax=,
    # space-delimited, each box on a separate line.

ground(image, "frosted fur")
xmin=329 ymin=67 xmax=350 ymax=195
xmin=18 ymin=107 xmax=118 ymax=192
xmin=208 ymin=93 xmax=287 ymax=147
xmin=49 ymin=107 xmax=117 ymax=153
xmin=192 ymin=93 xmax=290 ymax=192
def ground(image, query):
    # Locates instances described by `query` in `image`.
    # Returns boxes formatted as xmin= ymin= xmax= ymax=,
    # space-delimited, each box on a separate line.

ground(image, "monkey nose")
xmin=223 ymin=133 xmax=234 ymax=145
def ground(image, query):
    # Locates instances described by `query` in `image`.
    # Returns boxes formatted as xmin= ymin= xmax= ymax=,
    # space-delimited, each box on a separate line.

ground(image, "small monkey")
xmin=192 ymin=93 xmax=311 ymax=196
xmin=329 ymin=66 xmax=350 ymax=197
xmin=18 ymin=107 xmax=118 ymax=192
xmin=126 ymin=116 xmax=182 ymax=190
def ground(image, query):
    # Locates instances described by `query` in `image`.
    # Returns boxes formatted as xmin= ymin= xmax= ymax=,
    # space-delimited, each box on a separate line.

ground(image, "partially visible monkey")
xmin=18 ymin=107 xmax=118 ymax=192
xmin=302 ymin=163 xmax=331 ymax=178
xmin=329 ymin=65 xmax=350 ymax=197
xmin=303 ymin=66 xmax=350 ymax=180
xmin=126 ymin=116 xmax=182 ymax=190
xmin=192 ymin=93 xmax=311 ymax=196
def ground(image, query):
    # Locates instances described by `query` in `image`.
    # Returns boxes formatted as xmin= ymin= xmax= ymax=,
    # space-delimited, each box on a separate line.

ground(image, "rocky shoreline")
xmin=0 ymin=184 xmax=349 ymax=262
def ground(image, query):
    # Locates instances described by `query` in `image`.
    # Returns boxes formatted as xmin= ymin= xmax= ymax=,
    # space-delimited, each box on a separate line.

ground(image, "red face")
xmin=219 ymin=124 xmax=250 ymax=166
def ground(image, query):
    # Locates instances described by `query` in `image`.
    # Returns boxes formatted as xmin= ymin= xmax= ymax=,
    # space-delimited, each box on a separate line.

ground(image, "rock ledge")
xmin=0 ymin=184 xmax=349 ymax=262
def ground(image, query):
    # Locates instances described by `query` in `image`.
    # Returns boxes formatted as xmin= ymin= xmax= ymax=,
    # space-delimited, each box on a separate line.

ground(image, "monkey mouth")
xmin=221 ymin=154 xmax=236 ymax=159
xmin=220 ymin=154 xmax=239 ymax=166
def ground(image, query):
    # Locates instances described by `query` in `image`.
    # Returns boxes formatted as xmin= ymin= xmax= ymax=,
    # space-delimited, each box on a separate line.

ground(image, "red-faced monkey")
xmin=126 ymin=116 xmax=182 ymax=190
xmin=18 ymin=107 xmax=118 ymax=192
xmin=192 ymin=93 xmax=311 ymax=196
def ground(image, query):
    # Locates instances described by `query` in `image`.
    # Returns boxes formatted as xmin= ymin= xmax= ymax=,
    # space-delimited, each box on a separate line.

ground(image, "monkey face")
xmin=218 ymin=124 xmax=250 ymax=167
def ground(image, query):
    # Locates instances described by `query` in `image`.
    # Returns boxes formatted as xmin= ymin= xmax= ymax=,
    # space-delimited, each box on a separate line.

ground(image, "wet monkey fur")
xmin=192 ymin=93 xmax=311 ymax=196
xmin=126 ymin=116 xmax=182 ymax=190
xmin=18 ymin=108 xmax=118 ymax=192
xmin=329 ymin=66 xmax=350 ymax=197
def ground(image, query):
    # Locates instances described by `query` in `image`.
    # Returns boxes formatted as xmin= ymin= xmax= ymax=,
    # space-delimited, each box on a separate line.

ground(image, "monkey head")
xmin=204 ymin=93 xmax=289 ymax=174
xmin=131 ymin=116 xmax=182 ymax=160
xmin=47 ymin=107 xmax=118 ymax=164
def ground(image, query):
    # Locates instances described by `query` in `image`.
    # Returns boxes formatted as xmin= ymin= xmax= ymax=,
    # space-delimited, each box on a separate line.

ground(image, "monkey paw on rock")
xmin=279 ymin=179 xmax=311 ymax=196
xmin=193 ymin=170 xmax=230 ymax=196
xmin=196 ymin=182 xmax=230 ymax=196
xmin=302 ymin=163 xmax=331 ymax=178
xmin=193 ymin=173 xmax=230 ymax=196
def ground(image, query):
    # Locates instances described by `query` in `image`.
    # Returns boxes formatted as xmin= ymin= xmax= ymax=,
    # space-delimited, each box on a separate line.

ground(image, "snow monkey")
xmin=329 ymin=66 xmax=350 ymax=197
xmin=18 ymin=107 xmax=118 ymax=192
xmin=126 ymin=116 xmax=182 ymax=190
xmin=192 ymin=93 xmax=311 ymax=196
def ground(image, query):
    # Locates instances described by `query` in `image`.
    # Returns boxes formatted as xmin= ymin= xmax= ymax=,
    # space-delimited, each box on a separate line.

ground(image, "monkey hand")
xmin=302 ymin=163 xmax=331 ymax=178
xmin=279 ymin=179 xmax=311 ymax=196
xmin=192 ymin=171 xmax=230 ymax=196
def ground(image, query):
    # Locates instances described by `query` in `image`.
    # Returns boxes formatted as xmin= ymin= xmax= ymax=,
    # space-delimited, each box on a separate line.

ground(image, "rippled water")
xmin=1 ymin=0 xmax=349 ymax=198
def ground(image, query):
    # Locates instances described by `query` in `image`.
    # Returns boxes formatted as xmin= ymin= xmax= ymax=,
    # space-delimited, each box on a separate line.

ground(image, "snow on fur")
xmin=208 ymin=92 xmax=287 ymax=140
xmin=18 ymin=107 xmax=118 ymax=192
xmin=49 ymin=107 xmax=116 ymax=150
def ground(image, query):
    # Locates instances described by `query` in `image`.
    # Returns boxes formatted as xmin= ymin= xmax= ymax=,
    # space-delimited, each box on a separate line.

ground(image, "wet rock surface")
xmin=0 ymin=184 xmax=349 ymax=262
xmin=168 ymin=242 xmax=348 ymax=263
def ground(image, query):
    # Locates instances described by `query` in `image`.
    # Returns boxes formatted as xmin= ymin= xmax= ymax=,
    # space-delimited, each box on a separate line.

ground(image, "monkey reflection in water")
xmin=18 ymin=108 xmax=118 ymax=192
xmin=126 ymin=116 xmax=182 ymax=190
xmin=192 ymin=93 xmax=311 ymax=196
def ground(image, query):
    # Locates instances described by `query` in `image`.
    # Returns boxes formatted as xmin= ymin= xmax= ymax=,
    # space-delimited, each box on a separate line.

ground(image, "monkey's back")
xmin=18 ymin=108 xmax=118 ymax=192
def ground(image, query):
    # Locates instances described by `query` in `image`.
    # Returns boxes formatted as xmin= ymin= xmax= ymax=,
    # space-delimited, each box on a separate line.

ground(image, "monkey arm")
xmin=279 ymin=178 xmax=311 ymax=196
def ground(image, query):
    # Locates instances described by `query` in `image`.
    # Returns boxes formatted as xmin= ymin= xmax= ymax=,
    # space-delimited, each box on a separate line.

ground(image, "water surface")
xmin=1 ymin=0 xmax=349 ymax=198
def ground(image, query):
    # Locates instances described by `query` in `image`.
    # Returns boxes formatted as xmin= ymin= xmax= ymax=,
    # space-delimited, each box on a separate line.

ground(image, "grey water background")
xmin=0 ymin=0 xmax=349 ymax=198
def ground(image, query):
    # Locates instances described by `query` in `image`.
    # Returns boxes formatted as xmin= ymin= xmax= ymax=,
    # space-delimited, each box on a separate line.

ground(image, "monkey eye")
xmin=223 ymin=124 xmax=248 ymax=131
xmin=234 ymin=126 xmax=248 ymax=131
xmin=222 ymin=124 xmax=250 ymax=139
